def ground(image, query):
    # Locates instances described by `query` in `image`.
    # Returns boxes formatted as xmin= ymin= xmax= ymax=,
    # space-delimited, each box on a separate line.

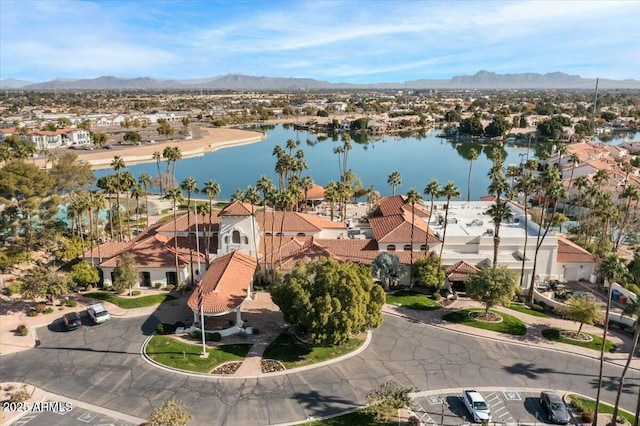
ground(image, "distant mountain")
xmin=0 ymin=78 xmax=33 ymax=89
xmin=4 ymin=71 xmax=639 ymax=91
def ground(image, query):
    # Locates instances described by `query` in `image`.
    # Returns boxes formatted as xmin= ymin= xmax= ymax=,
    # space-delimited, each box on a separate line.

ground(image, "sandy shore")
xmin=39 ymin=127 xmax=266 ymax=170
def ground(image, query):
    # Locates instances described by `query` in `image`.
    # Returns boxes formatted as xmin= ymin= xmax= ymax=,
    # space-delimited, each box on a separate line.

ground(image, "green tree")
xmin=69 ymin=261 xmax=99 ymax=288
xmin=180 ymin=177 xmax=198 ymax=285
xmin=48 ymin=152 xmax=95 ymax=196
xmin=201 ymin=179 xmax=221 ymax=265
xmin=466 ymin=148 xmax=478 ymax=202
xmin=465 ymin=266 xmax=518 ymax=315
xmin=611 ymin=297 xmax=640 ymax=425
xmin=123 ymin=131 xmax=141 ymax=144
xmin=147 ymin=398 xmax=192 ymax=426
xmin=406 ymin=188 xmax=422 ymax=287
xmin=139 ymin=172 xmax=152 ymax=228
xmin=364 ymin=381 xmax=413 ymax=422
xmin=112 ymin=252 xmax=138 ymax=295
xmin=412 ymin=254 xmax=444 ymax=291
xmin=371 ymin=252 xmax=404 ymax=290
xmin=484 ymin=115 xmax=511 ymax=138
xmin=423 ymin=179 xmax=441 ymax=256
xmin=21 ymin=265 xmax=70 ymax=304
xmin=438 ymin=182 xmax=460 ymax=259
xmin=459 ymin=117 xmax=483 ymax=136
xmin=270 ymin=258 xmax=385 ymax=345
xmin=486 ymin=201 xmax=513 ymax=267
xmin=92 ymin=132 xmax=108 ymax=148
xmin=164 ymin=188 xmax=184 ymax=285
xmin=152 ymin=151 xmax=164 ymax=195
xmin=156 ymin=119 xmax=174 ymax=140
xmin=387 ymin=171 xmax=402 ymax=196
xmin=561 ymin=295 xmax=603 ymax=336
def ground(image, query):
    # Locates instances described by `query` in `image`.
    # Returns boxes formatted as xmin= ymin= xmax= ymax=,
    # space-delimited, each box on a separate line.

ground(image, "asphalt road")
xmin=1 ymin=314 xmax=638 ymax=426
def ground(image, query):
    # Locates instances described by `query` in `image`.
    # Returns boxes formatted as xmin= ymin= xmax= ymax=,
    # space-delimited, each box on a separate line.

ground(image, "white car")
xmin=87 ymin=303 xmax=110 ymax=324
xmin=461 ymin=389 xmax=491 ymax=423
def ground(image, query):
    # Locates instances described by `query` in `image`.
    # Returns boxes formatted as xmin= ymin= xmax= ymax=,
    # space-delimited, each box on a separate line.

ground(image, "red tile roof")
xmin=374 ymin=195 xmax=429 ymax=218
xmin=156 ymin=212 xmax=221 ymax=234
xmin=369 ymin=212 xmax=439 ymax=244
xmin=556 ymin=236 xmax=596 ymax=263
xmin=445 ymin=260 xmax=480 ymax=281
xmin=255 ymin=211 xmax=346 ymax=233
xmin=187 ymin=250 xmax=257 ymax=314
xmin=220 ymin=201 xmax=255 ymax=216
xmin=302 ymin=183 xmax=325 ymax=199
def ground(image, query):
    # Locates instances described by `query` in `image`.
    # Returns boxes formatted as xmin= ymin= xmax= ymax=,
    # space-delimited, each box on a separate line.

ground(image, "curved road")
xmin=1 ymin=315 xmax=638 ymax=425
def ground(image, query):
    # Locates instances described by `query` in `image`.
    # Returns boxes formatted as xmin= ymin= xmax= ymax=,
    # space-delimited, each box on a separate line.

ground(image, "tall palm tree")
xmin=276 ymin=190 xmax=295 ymax=269
xmin=96 ymin=174 xmax=118 ymax=241
xmin=466 ymin=148 xmax=478 ymax=202
xmin=611 ymin=297 xmax=640 ymax=424
xmin=130 ymin=184 xmax=144 ymax=231
xmin=563 ymin=153 xmax=580 ymax=215
xmin=91 ymin=191 xmax=106 ymax=262
xmin=406 ymin=189 xmax=422 ymax=287
xmin=515 ymin=172 xmax=535 ymax=288
xmin=162 ymin=146 xmax=173 ymax=190
xmin=110 ymin=156 xmax=126 ymax=240
xmin=486 ymin=200 xmax=514 ymax=267
xmin=614 ymin=184 xmax=639 ymax=251
xmin=505 ymin=165 xmax=521 ymax=200
xmin=152 ymin=151 xmax=163 ymax=195
xmin=68 ymin=194 xmax=87 ymax=257
xmin=256 ymin=176 xmax=275 ymax=275
xmin=244 ymin=185 xmax=261 ymax=264
xmin=138 ymin=172 xmax=153 ymax=228
xmin=201 ymin=179 xmax=221 ymax=266
xmin=119 ymin=170 xmax=137 ymax=241
xmin=164 ymin=188 xmax=184 ymax=288
xmin=438 ymin=182 xmax=460 ymax=259
xmin=423 ymin=179 xmax=441 ymax=257
xmin=324 ymin=181 xmax=339 ymax=221
xmin=181 ymin=177 xmax=199 ymax=286
xmin=573 ymin=175 xmax=589 ymax=223
xmin=387 ymin=171 xmax=402 ymax=196
xmin=593 ymin=254 xmax=629 ymax=426
xmin=301 ymin=176 xmax=314 ymax=209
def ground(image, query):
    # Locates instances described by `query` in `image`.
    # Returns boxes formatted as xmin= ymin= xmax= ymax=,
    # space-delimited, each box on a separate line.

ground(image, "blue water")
xmin=93 ymin=125 xmax=567 ymax=201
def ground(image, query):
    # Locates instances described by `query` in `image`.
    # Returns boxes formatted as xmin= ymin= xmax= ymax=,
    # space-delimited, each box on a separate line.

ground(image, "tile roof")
xmin=445 ymin=260 xmax=480 ymax=281
xmin=374 ymin=195 xmax=429 ymax=218
xmin=556 ymin=236 xmax=596 ymax=263
xmin=81 ymin=242 xmax=130 ymax=260
xmin=156 ymin=212 xmax=220 ymax=234
xmin=255 ymin=211 xmax=347 ymax=233
xmin=369 ymin=212 xmax=440 ymax=244
xmin=302 ymin=183 xmax=325 ymax=199
xmin=220 ymin=201 xmax=255 ymax=216
xmin=187 ymin=250 xmax=257 ymax=314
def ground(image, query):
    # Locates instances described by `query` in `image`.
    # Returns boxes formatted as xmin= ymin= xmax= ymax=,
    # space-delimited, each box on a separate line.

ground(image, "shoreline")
xmin=39 ymin=127 xmax=266 ymax=171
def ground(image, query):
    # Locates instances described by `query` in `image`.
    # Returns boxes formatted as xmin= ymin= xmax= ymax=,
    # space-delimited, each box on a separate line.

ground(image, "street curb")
xmin=140 ymin=329 xmax=373 ymax=379
xmin=382 ymin=309 xmax=640 ymax=373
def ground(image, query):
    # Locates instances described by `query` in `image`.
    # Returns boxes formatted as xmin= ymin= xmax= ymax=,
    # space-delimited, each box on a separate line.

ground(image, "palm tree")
xmin=119 ymin=170 xmax=137 ymax=241
xmin=244 ymin=185 xmax=261 ymax=264
xmin=505 ymin=165 xmax=521 ymax=200
xmin=256 ymin=176 xmax=275 ymax=275
xmin=438 ymin=182 xmax=460 ymax=259
xmin=110 ymin=156 xmax=126 ymax=240
xmin=164 ymin=188 xmax=184 ymax=288
xmin=563 ymin=153 xmax=580 ymax=215
xmin=324 ymin=181 xmax=339 ymax=221
xmin=614 ymin=184 xmax=639 ymax=251
xmin=611 ymin=297 xmax=640 ymax=424
xmin=152 ymin=151 xmax=163 ymax=195
xmin=130 ymin=184 xmax=144 ymax=231
xmin=593 ymin=254 xmax=629 ymax=426
xmin=201 ymin=179 xmax=221 ymax=266
xmin=387 ymin=171 xmax=402 ymax=196
xmin=573 ymin=175 xmax=589 ymax=223
xmin=423 ymin=179 xmax=441 ymax=257
xmin=138 ymin=172 xmax=152 ymax=228
xmin=181 ymin=177 xmax=199 ymax=286
xmin=406 ymin=188 xmax=422 ymax=287
xmin=96 ymin=174 xmax=118 ymax=241
xmin=276 ymin=190 xmax=295 ymax=269
xmin=91 ymin=191 xmax=106 ymax=262
xmin=466 ymin=148 xmax=478 ymax=202
xmin=486 ymin=200 xmax=514 ymax=267
xmin=515 ymin=172 xmax=535 ymax=288
xmin=301 ymin=176 xmax=314 ymax=208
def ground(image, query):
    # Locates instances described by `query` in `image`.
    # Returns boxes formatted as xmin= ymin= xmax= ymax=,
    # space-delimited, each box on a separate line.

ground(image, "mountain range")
xmin=2 ymin=71 xmax=639 ymax=91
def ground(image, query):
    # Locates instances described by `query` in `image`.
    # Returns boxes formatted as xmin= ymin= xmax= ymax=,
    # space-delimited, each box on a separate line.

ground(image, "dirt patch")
xmin=211 ymin=361 xmax=242 ymax=375
xmin=560 ymin=330 xmax=593 ymax=342
xmin=468 ymin=311 xmax=503 ymax=323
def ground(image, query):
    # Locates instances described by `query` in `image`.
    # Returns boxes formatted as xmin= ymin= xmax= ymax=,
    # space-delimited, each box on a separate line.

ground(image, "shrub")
xmin=581 ymin=410 xmax=594 ymax=423
xmin=16 ymin=324 xmax=28 ymax=336
xmin=26 ymin=310 xmax=38 ymax=317
xmin=9 ymin=389 xmax=30 ymax=403
xmin=34 ymin=303 xmax=47 ymax=313
xmin=190 ymin=330 xmax=202 ymax=340
xmin=63 ymin=299 xmax=78 ymax=307
xmin=432 ymin=292 xmax=442 ymax=301
xmin=532 ymin=303 xmax=545 ymax=312
xmin=211 ymin=332 xmax=222 ymax=342
xmin=86 ymin=284 xmax=95 ymax=291
xmin=156 ymin=324 xmax=165 ymax=335
xmin=165 ymin=285 xmax=175 ymax=292
xmin=155 ymin=282 xmax=162 ymax=290
xmin=4 ymin=282 xmax=22 ymax=296
xmin=43 ymin=307 xmax=54 ymax=314
xmin=131 ymin=290 xmax=141 ymax=296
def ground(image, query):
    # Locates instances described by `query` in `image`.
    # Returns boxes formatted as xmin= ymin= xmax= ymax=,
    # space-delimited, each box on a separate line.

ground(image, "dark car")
xmin=540 ymin=391 xmax=570 ymax=424
xmin=63 ymin=312 xmax=82 ymax=330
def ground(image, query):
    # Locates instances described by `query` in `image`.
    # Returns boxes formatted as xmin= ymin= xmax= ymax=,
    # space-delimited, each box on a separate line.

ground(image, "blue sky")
xmin=2 ymin=0 xmax=639 ymax=83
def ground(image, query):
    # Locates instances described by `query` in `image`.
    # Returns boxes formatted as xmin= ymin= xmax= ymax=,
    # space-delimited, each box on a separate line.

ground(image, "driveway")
xmin=1 ymin=314 xmax=638 ymax=425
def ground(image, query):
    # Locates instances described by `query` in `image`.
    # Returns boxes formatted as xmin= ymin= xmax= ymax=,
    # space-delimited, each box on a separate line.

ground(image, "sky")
xmin=1 ymin=0 xmax=639 ymax=83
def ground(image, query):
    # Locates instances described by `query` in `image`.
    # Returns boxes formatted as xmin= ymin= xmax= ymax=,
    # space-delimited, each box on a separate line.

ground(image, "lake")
xmin=94 ymin=126 xmax=639 ymax=202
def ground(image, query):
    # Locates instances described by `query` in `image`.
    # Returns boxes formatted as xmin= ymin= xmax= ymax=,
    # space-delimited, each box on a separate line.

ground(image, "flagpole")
xmin=195 ymin=204 xmax=207 ymax=357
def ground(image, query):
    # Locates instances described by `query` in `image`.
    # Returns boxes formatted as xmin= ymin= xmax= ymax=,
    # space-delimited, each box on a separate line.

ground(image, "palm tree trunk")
xmin=438 ymin=199 xmax=450 ymax=259
xmin=467 ymin=160 xmax=473 ymax=202
xmin=145 ymin=191 xmax=149 ymax=228
xmin=410 ymin=208 xmax=415 ymax=288
xmin=611 ymin=324 xmax=639 ymax=423
xmin=206 ymin=199 xmax=213 ymax=266
xmin=173 ymin=205 xmax=179 ymax=287
xmin=519 ymin=193 xmax=529 ymax=288
xmin=96 ymin=207 xmax=102 ymax=263
xmin=593 ymin=286 xmax=613 ymax=426
xmin=88 ymin=208 xmax=94 ymax=265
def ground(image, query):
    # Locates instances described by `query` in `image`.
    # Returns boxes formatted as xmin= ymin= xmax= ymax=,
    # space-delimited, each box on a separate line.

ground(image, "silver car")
xmin=540 ymin=391 xmax=570 ymax=424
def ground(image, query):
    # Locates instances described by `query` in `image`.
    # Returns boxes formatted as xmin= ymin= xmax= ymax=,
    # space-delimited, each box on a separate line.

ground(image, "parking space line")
xmin=413 ymin=401 xmax=438 ymax=426
xmin=12 ymin=413 xmax=38 ymax=426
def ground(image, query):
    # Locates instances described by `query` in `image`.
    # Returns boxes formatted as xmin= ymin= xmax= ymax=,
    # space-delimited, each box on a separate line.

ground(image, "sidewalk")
xmin=383 ymin=297 xmax=640 ymax=371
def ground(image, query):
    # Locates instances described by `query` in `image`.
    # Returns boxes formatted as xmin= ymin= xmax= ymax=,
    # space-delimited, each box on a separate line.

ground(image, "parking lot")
xmin=412 ymin=390 xmax=559 ymax=425
xmin=9 ymin=401 xmax=136 ymax=426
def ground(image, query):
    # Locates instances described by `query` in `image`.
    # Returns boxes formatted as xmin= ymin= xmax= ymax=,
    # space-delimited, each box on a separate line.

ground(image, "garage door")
xmin=564 ymin=267 xmax=578 ymax=281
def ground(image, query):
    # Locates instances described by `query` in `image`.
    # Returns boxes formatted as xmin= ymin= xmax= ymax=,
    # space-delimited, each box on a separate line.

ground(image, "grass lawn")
xmin=567 ymin=394 xmax=635 ymax=424
xmin=442 ymin=309 xmax=527 ymax=335
xmin=310 ymin=411 xmax=394 ymax=425
xmin=145 ymin=335 xmax=251 ymax=373
xmin=541 ymin=328 xmax=617 ymax=353
xmin=262 ymin=332 xmax=366 ymax=369
xmin=506 ymin=303 xmax=551 ymax=318
xmin=385 ymin=290 xmax=441 ymax=311
xmin=85 ymin=292 xmax=176 ymax=309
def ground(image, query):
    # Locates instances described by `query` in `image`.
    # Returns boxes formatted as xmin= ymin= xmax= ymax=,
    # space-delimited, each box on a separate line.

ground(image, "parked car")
xmin=461 ymin=389 xmax=491 ymax=423
xmin=63 ymin=312 xmax=82 ymax=331
xmin=87 ymin=303 xmax=110 ymax=324
xmin=539 ymin=391 xmax=570 ymax=424
xmin=103 ymin=144 xmax=113 ymax=149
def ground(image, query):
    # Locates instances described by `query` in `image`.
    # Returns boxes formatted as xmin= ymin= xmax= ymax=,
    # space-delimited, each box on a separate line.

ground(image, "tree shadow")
xmin=294 ymin=389 xmax=360 ymax=418
xmin=503 ymin=362 xmax=557 ymax=380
